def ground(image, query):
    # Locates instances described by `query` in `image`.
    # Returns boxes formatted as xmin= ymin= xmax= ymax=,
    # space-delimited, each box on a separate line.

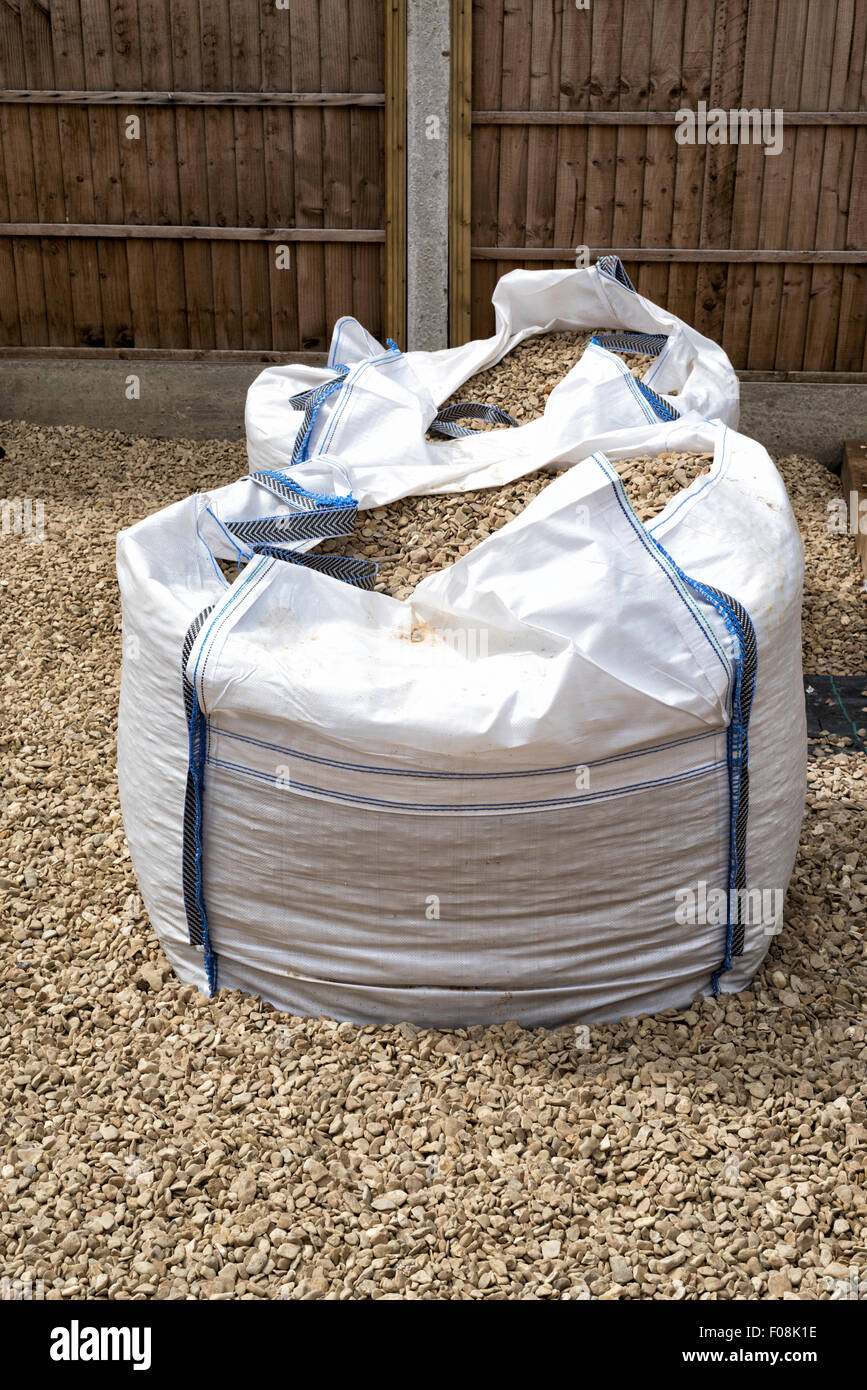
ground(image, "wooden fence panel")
xmin=0 ymin=0 xmax=392 ymax=358
xmin=463 ymin=0 xmax=867 ymax=376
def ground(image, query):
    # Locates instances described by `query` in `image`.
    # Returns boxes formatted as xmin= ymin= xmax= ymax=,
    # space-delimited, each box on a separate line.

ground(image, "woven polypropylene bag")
xmin=244 ymin=256 xmax=740 ymax=508
xmin=117 ymin=262 xmax=803 ymax=1025
xmin=117 ymin=368 xmax=806 ymax=1025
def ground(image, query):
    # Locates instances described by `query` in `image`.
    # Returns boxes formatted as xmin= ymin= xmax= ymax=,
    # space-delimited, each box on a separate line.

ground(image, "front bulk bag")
xmin=117 ymin=407 xmax=806 ymax=1027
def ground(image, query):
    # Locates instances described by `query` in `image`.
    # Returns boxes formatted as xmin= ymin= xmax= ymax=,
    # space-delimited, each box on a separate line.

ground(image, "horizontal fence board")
xmin=0 ymin=90 xmax=386 ymax=106
xmin=0 ymin=224 xmax=385 ymax=241
xmin=0 ymin=236 xmax=385 ymax=351
xmin=0 ymin=346 xmax=329 ymax=362
xmin=737 ymin=370 xmax=867 ymax=382
xmin=472 ymin=109 xmax=867 ymax=124
xmin=0 ymin=0 xmax=386 ymax=91
xmin=470 ymin=247 xmax=865 ymax=263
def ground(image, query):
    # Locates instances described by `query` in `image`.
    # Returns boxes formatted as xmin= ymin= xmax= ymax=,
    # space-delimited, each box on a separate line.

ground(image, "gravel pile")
xmin=332 ymin=327 xmax=676 ymax=598
xmin=1 ymin=401 xmax=864 ymax=1301
xmin=430 ymin=330 xmax=657 ymax=431
xmin=346 ymin=453 xmax=713 ymax=601
xmin=775 ymin=454 xmax=867 ymax=673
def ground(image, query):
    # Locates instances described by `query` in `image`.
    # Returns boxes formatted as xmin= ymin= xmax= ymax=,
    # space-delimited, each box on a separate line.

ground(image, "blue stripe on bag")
xmin=634 ymin=380 xmax=681 ymax=422
xmin=182 ymin=460 xmax=378 ymax=989
xmin=649 ymin=564 xmax=757 ymax=984
xmin=180 ymin=605 xmax=216 ymax=977
xmin=593 ymin=450 xmax=757 ymax=987
xmin=287 ymin=365 xmax=350 ymax=463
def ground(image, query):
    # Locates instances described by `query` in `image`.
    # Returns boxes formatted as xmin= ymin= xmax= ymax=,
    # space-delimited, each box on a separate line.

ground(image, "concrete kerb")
xmin=1 ymin=360 xmax=864 ymax=470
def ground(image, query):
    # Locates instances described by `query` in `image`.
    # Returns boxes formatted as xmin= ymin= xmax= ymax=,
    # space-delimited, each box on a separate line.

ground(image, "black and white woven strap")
xmin=224 ymin=505 xmax=356 ymax=551
xmin=253 ymin=543 xmax=378 ymax=589
xmin=229 ymin=471 xmax=373 ymax=581
xmin=712 ymin=589 xmax=757 ymax=959
xmin=596 ymin=255 xmax=637 ymax=291
xmin=248 ymin=469 xmax=338 ymax=511
xmin=429 ymin=400 xmax=517 ymax=439
xmin=287 ymin=365 xmax=350 ymax=464
xmin=591 ymin=332 xmax=668 ymax=357
xmin=181 ymin=604 xmax=215 ymax=953
xmin=634 ymin=380 xmax=681 ymax=423
xmin=691 ymin=582 xmax=757 ymax=963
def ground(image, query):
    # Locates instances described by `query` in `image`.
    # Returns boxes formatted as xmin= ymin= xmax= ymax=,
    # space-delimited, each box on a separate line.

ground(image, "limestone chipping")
xmin=0 ymin=395 xmax=863 ymax=1300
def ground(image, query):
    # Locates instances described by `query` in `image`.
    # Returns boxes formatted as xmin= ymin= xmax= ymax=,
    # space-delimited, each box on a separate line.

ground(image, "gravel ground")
xmin=776 ymin=454 xmax=867 ymax=673
xmin=1 ymin=380 xmax=865 ymax=1301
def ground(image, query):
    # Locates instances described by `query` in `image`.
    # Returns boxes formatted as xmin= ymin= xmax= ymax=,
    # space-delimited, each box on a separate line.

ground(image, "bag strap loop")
xmin=429 ymin=400 xmax=517 ymax=439
xmin=218 ymin=468 xmax=378 ymax=590
xmin=591 ymin=332 xmax=668 ymax=357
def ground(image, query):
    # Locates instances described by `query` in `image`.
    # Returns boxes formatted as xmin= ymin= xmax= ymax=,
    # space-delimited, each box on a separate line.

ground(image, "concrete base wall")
xmin=1 ymin=361 xmax=864 ymax=468
xmin=0 ymin=361 xmax=258 ymax=441
xmin=737 ymin=385 xmax=866 ymax=470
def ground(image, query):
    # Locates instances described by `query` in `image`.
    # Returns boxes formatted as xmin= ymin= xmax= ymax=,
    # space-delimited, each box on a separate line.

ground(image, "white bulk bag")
xmin=244 ymin=256 xmax=740 ymax=507
xmin=117 ymin=403 xmax=806 ymax=1027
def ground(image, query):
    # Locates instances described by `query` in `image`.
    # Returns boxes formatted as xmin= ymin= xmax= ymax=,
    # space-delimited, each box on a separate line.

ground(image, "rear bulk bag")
xmin=244 ymin=257 xmax=739 ymax=507
xmin=117 ymin=399 xmax=806 ymax=1023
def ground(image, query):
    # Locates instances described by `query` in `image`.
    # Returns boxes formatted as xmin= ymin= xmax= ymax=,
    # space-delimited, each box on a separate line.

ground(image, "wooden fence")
xmin=1 ymin=1 xmax=865 ymax=377
xmin=453 ymin=0 xmax=867 ymax=377
xmin=0 ymin=0 xmax=401 ymax=359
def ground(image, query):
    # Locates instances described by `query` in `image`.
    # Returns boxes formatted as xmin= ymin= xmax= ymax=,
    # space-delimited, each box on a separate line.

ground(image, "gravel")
xmin=1 ymin=371 xmax=864 ymax=1302
xmin=431 ymin=329 xmax=658 ymax=430
xmin=775 ymin=454 xmax=867 ymax=674
xmin=348 ymin=453 xmax=713 ymax=601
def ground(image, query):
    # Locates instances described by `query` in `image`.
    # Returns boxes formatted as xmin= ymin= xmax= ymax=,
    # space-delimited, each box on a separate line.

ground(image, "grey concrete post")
xmin=406 ymin=0 xmax=451 ymax=352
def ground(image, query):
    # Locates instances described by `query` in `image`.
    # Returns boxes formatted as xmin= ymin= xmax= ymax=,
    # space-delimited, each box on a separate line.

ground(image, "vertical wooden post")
xmin=842 ymin=441 xmax=867 ymax=583
xmin=449 ymin=0 xmax=472 ymax=346
xmin=385 ymin=0 xmax=407 ymax=347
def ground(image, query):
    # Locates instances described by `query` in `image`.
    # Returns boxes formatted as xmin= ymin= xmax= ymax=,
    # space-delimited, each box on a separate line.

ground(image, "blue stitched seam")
xmin=592 ymin=455 xmax=731 ymax=682
xmin=209 ymin=724 xmax=722 ymax=780
xmin=184 ymin=558 xmax=274 ymax=994
xmin=187 ymin=702 xmax=217 ymax=993
xmin=319 ymin=348 xmax=403 ymax=453
xmin=293 ymin=372 xmax=350 ymax=463
xmin=205 ymin=506 xmax=252 ymax=561
xmin=642 ymin=535 xmax=754 ymax=994
xmin=647 ymin=426 xmax=728 ymax=534
xmin=205 ymin=755 xmax=726 ymax=813
xmin=585 ymin=344 xmax=659 ymax=424
xmin=592 ymin=450 xmax=756 ymax=993
xmin=195 ymin=508 xmax=231 ymax=589
xmin=254 ymin=468 xmax=353 ymax=509
xmin=645 ymin=339 xmax=672 ymax=384
xmin=329 ymin=314 xmax=393 ymax=367
xmin=676 ymin=577 xmax=750 ymax=991
xmin=635 ymin=379 xmax=681 ymax=422
xmin=329 ymin=319 xmax=347 ymax=366
xmin=319 ymin=350 xmax=398 ymax=451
